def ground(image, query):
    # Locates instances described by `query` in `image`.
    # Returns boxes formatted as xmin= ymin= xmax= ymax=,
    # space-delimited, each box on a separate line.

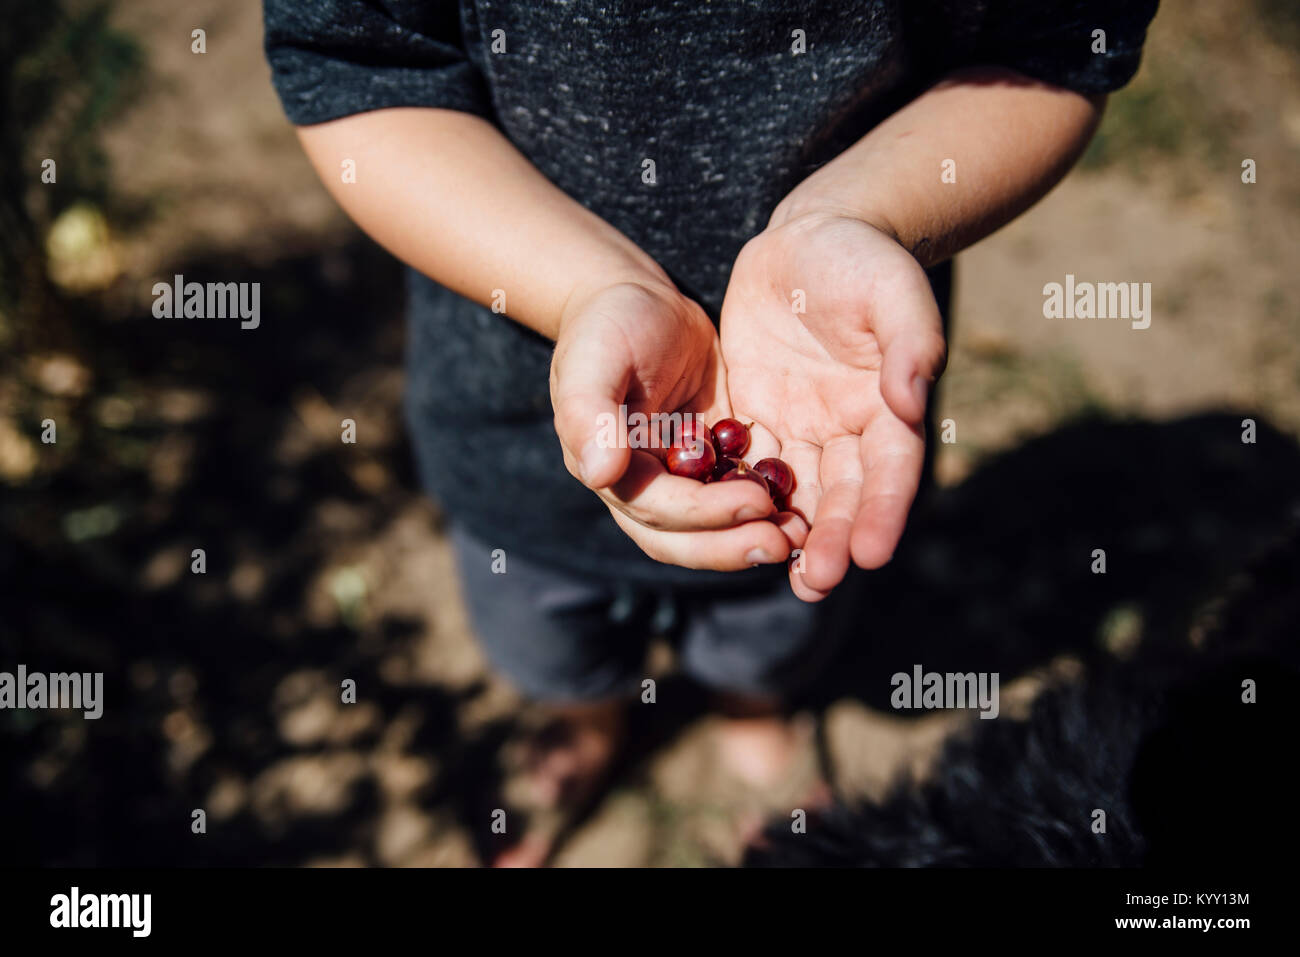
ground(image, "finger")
xmin=609 ymin=507 xmax=795 ymax=571
xmin=550 ymin=326 xmax=634 ymax=489
xmin=789 ymin=561 xmax=833 ymax=603
xmin=872 ymin=269 xmax=947 ymax=426
xmin=600 ymin=450 xmax=775 ymax=531
xmin=784 ymin=509 xmax=831 ymax=603
xmin=850 ymin=414 xmax=925 ymax=569
xmin=799 ymin=436 xmax=864 ymax=593
xmin=770 ymin=510 xmax=810 ymax=552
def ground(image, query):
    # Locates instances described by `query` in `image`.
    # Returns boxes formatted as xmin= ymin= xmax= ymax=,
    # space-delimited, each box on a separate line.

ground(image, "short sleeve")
xmin=262 ymin=0 xmax=492 ymax=125
xmin=969 ymin=0 xmax=1160 ymax=94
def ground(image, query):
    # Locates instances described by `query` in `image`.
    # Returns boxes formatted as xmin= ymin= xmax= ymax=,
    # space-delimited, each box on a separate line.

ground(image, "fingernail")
xmin=736 ymin=504 xmax=767 ymax=522
xmin=579 ymin=440 xmax=601 ymax=485
xmin=745 ymin=547 xmax=773 ymax=565
xmin=911 ymin=374 xmax=928 ymax=412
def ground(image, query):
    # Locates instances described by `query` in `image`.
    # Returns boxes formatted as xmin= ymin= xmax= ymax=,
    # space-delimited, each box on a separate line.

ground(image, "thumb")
xmin=550 ymin=322 xmax=633 ymax=489
xmin=874 ymin=273 xmax=947 ymax=426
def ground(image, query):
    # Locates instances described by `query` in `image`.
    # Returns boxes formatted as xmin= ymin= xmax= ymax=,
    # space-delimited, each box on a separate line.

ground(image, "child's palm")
xmin=721 ymin=213 xmax=946 ymax=600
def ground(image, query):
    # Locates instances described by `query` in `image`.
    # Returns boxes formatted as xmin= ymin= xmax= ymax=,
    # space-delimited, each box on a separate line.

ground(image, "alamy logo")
xmin=891 ymin=664 xmax=999 ymax=719
xmin=1042 ymin=273 xmax=1151 ymax=330
xmin=50 ymin=887 xmax=151 ymax=937
xmin=595 ymin=406 xmax=707 ymax=451
xmin=0 ymin=666 xmax=103 ymax=719
xmin=152 ymin=273 xmax=260 ymax=329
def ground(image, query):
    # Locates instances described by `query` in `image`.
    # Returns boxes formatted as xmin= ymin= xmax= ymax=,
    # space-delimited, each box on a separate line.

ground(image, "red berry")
xmin=753 ymin=458 xmax=794 ymax=499
xmin=712 ymin=418 xmax=750 ymax=458
xmin=720 ymin=468 xmax=768 ymax=491
xmin=675 ymin=417 xmax=713 ymax=451
xmin=718 ymin=458 xmax=768 ymax=491
xmin=712 ymin=456 xmax=742 ymax=481
xmin=666 ymin=436 xmax=716 ymax=481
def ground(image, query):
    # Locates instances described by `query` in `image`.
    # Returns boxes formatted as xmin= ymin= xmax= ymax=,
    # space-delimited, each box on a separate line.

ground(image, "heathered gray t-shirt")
xmin=263 ymin=0 xmax=1157 ymax=585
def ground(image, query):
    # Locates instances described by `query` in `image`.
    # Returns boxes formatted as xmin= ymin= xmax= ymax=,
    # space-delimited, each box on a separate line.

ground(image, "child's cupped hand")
xmin=720 ymin=210 xmax=947 ymax=601
xmin=550 ymin=279 xmax=807 ymax=570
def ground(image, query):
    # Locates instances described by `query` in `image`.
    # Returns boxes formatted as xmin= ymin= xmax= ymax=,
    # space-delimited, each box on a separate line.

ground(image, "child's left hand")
xmin=721 ymin=209 xmax=947 ymax=602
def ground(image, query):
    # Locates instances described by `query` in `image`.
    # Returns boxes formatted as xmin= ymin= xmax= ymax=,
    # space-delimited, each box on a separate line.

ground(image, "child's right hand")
xmin=550 ymin=280 xmax=807 ymax=571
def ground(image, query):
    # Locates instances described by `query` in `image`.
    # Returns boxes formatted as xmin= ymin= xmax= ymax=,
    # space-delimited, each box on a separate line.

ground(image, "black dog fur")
xmin=745 ymin=533 xmax=1300 ymax=867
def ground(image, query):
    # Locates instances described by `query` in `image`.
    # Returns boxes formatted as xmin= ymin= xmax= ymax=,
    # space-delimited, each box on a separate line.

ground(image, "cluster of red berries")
xmin=665 ymin=417 xmax=794 ymax=504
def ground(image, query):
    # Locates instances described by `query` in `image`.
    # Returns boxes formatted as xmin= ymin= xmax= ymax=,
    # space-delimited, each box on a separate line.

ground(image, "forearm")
xmin=296 ymin=107 xmax=671 ymax=339
xmin=771 ymin=67 xmax=1105 ymax=266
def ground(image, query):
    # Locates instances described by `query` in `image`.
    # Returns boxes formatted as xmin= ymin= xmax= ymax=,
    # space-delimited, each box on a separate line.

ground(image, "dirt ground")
xmin=3 ymin=1 xmax=1298 ymax=867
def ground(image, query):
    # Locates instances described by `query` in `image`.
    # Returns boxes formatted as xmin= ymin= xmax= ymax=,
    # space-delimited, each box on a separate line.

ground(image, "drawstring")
xmin=606 ymin=583 xmax=680 ymax=636
xmin=607 ymin=582 xmax=638 ymax=625
xmin=650 ymin=588 xmax=679 ymax=636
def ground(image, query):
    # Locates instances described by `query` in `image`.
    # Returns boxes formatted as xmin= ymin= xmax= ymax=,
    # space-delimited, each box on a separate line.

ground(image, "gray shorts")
xmin=449 ymin=525 xmax=870 ymax=702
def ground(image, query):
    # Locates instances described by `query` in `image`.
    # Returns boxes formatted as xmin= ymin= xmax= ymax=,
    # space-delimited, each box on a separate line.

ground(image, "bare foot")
xmin=491 ymin=832 xmax=555 ymax=869
xmin=491 ymin=699 xmax=627 ymax=868
xmin=711 ymin=691 xmax=815 ymax=789
xmin=698 ymin=692 xmax=830 ymax=859
xmin=521 ymin=699 xmax=627 ymax=809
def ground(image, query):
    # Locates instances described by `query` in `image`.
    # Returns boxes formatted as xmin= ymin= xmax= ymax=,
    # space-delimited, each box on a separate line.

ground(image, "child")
xmin=263 ymin=0 xmax=1158 ymax=858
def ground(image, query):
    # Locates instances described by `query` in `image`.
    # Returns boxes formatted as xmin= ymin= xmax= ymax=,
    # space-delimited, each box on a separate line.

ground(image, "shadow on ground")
xmin=803 ymin=411 xmax=1300 ymax=713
